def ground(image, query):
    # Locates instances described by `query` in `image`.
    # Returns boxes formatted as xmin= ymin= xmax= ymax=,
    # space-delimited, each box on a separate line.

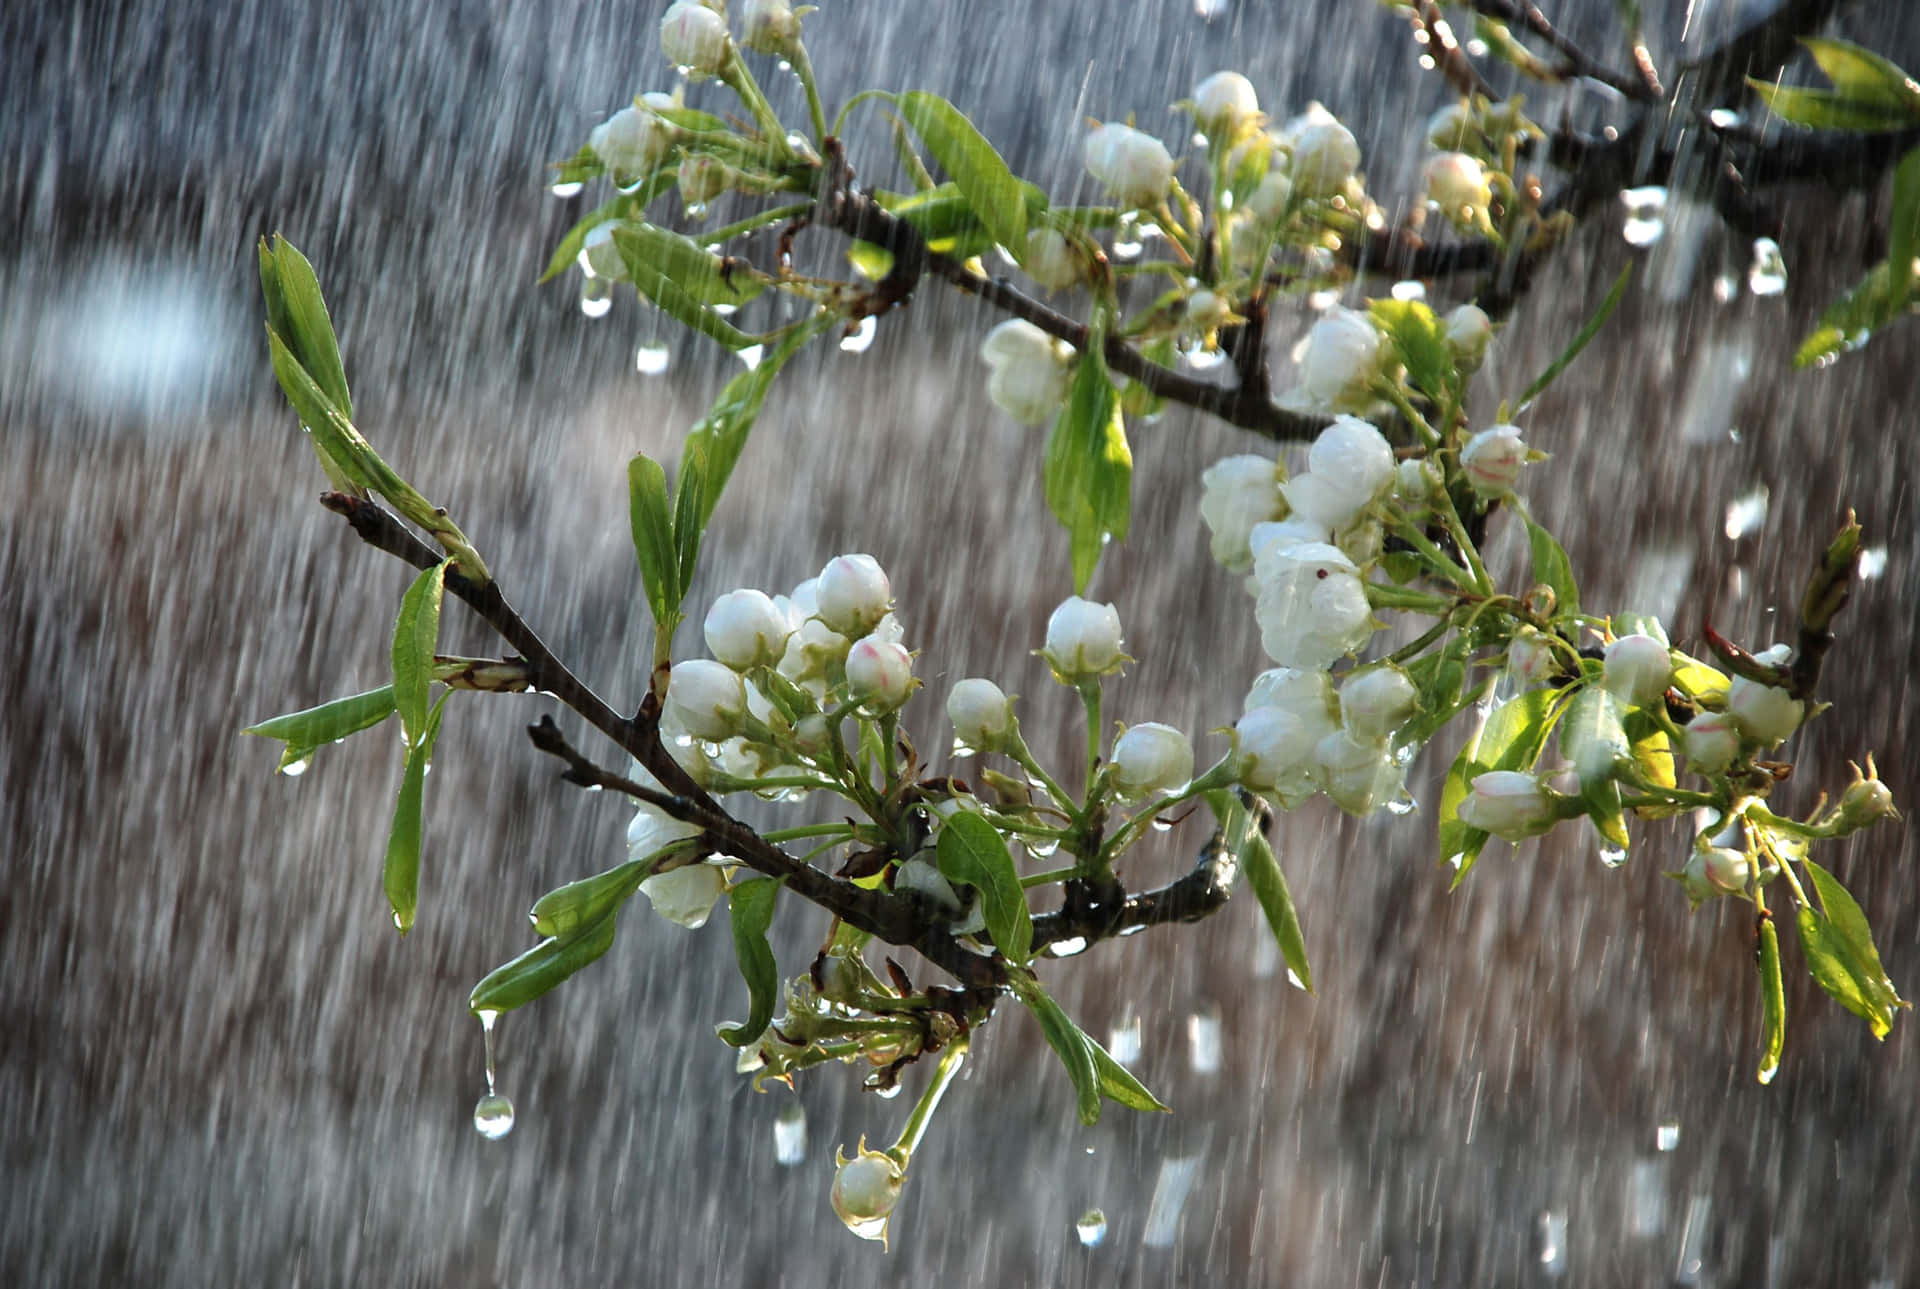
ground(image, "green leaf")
xmin=384 ymin=692 xmax=449 ymax=935
xmin=1399 ymin=637 xmax=1479 ymax=747
xmin=244 ymin=685 xmax=397 ymax=772
xmin=1888 ymin=146 xmax=1920 ymax=310
xmin=539 ymin=178 xmax=676 ymax=284
xmin=1799 ymin=39 xmax=1920 ymax=113
xmin=529 ymin=858 xmax=655 ymax=941
xmin=1368 ymin=298 xmax=1455 ymax=403
xmin=627 ymin=452 xmax=682 ymax=636
xmin=1622 ymin=708 xmax=1678 ymax=794
xmin=262 ymin=235 xmax=353 ymax=420
xmin=550 ymin=142 xmax=607 ymax=188
xmin=1011 ymin=971 xmax=1101 ymax=1125
xmin=391 ymin=559 xmax=450 ymax=747
xmin=1212 ymin=792 xmax=1312 ymax=992
xmin=895 ymin=92 xmax=1030 ymax=255
xmin=671 ymin=437 xmax=711 ymax=607
xmin=1792 ymin=263 xmax=1913 ymax=367
xmin=1043 ymin=338 xmax=1133 ymax=593
xmin=610 ymin=223 xmax=765 ymax=351
xmin=263 ymin=328 xmax=372 ymax=492
xmin=1523 ymin=515 xmax=1581 ymax=620
xmin=1090 ymin=1035 xmax=1169 ymax=1113
xmin=469 ymin=909 xmax=621 ymax=1014
xmin=1515 ymin=264 xmax=1631 ymax=411
xmin=1669 ymin=649 xmax=1730 ymax=702
xmin=719 ymin=877 xmax=783 ymax=1047
xmin=1757 ymin=913 xmax=1785 ymax=1083
xmin=934 ymin=811 xmax=1033 ymax=963
xmin=1800 ymin=860 xmax=1909 ymax=1038
xmin=1438 ymin=685 xmax=1562 ymax=884
xmin=1747 ymin=85 xmax=1920 ymax=133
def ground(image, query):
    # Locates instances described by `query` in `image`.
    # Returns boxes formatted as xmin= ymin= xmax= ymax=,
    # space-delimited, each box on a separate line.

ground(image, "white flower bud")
xmin=1682 ymin=711 xmax=1742 ymax=774
xmin=792 ymin=712 xmax=835 ymax=759
xmin=1279 ymin=471 xmax=1363 ymax=532
xmin=1444 ymin=303 xmax=1492 ymax=373
xmin=946 ymin=678 xmax=1014 ymax=753
xmin=1022 ymin=228 xmax=1085 ymax=290
xmin=1199 ymin=454 xmax=1284 ymax=572
xmin=1232 ymin=706 xmax=1319 ymax=807
xmin=1340 ymin=664 xmax=1418 ymax=740
xmin=1506 ymin=626 xmax=1557 ymax=689
xmin=703 ymin=588 xmax=792 ymax=671
xmin=1252 ymin=541 xmax=1375 ymax=669
xmin=1245 ymin=666 xmax=1339 ymax=730
xmin=815 ymin=554 xmax=892 ymax=638
xmin=589 ymin=101 xmax=676 ymax=176
xmin=777 ymin=618 xmax=850 ymax=697
xmin=1307 ymin=414 xmax=1395 ymax=512
xmin=1603 ymin=633 xmax=1673 ymax=709
xmin=1832 ymin=761 xmax=1900 ymax=835
xmin=738 ymin=0 xmax=800 ymax=54
xmin=1425 ymin=152 xmax=1492 ymax=217
xmin=1460 ymin=424 xmax=1528 ymax=497
xmin=1394 ymin=456 xmax=1439 ymax=504
xmin=1311 ymin=728 xmax=1402 ymax=815
xmin=1084 ymin=123 xmax=1175 ymax=210
xmin=1426 ymin=102 xmax=1474 ymax=151
xmin=660 ymin=0 xmax=730 ymax=75
xmin=1191 ymin=71 xmax=1260 ymax=137
xmin=1247 ymin=517 xmax=1333 ymax=569
xmin=1043 ymin=596 xmax=1125 ymax=680
xmin=845 ymin=637 xmax=914 ymax=711
xmin=677 ymin=152 xmax=731 ymax=206
xmin=1111 ymin=722 xmax=1194 ymax=798
xmin=1243 ymin=168 xmax=1294 ymax=222
xmin=664 ymin=658 xmax=748 ymax=741
xmin=1455 ymin=770 xmax=1560 ymax=841
xmin=1727 ymin=673 xmax=1804 ymax=747
xmin=980 ymin=319 xmax=1073 ymax=425
xmin=833 ymin=1139 xmax=906 ymax=1246
xmin=1289 ymin=120 xmax=1360 ymax=197
xmin=1702 ymin=844 xmax=1751 ymax=893
xmin=640 ymin=861 xmax=727 ymax=928
xmin=1297 ymin=308 xmax=1383 ymax=410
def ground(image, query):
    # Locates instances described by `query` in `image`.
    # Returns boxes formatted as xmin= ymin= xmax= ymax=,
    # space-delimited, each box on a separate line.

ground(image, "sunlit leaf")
xmin=1043 ymin=333 xmax=1133 ymax=593
xmin=1888 ymin=145 xmax=1920 ymax=309
xmin=1439 ymin=685 xmax=1562 ymax=885
xmin=1757 ymin=913 xmax=1785 ymax=1083
xmin=1799 ymin=39 xmax=1920 ymax=114
xmin=391 ymin=559 xmax=450 ymax=747
xmin=719 ymin=877 xmax=782 ymax=1046
xmin=1523 ymin=515 xmax=1580 ymax=620
xmin=1799 ymin=860 xmax=1909 ymax=1038
xmin=935 ymin=811 xmax=1032 ymax=963
xmin=1092 ymin=1037 xmax=1169 ymax=1113
xmin=1368 ymin=297 xmax=1455 ymax=403
xmin=244 ymin=685 xmax=397 ymax=772
xmin=263 ymin=235 xmax=353 ymax=420
xmin=628 ymin=452 xmax=682 ymax=638
xmin=469 ymin=909 xmax=620 ymax=1014
xmin=1747 ymin=84 xmax=1920 ymax=133
xmin=896 ymin=92 xmax=1030 ymax=255
xmin=384 ymin=692 xmax=449 ymax=935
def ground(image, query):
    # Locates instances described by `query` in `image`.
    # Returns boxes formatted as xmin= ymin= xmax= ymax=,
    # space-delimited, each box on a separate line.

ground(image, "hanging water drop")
xmin=736 ymin=344 xmax=765 ymax=370
xmin=1148 ymin=815 xmax=1174 ymax=833
xmin=279 ymin=757 xmax=312 ymax=778
xmin=773 ymin=1099 xmax=807 ymax=1166
xmin=549 ymin=180 xmax=584 ymax=199
xmin=1536 ymin=1209 xmax=1568 ymax=1277
xmin=635 ymin=342 xmax=671 ymax=375
xmin=1597 ymin=842 xmax=1628 ymax=869
xmin=473 ymin=1092 xmax=515 ymax=1140
xmin=1184 ymin=346 xmax=1227 ymax=372
xmin=1186 ymin=1007 xmax=1222 ymax=1073
xmin=1047 ymin=936 xmax=1088 ymax=958
xmin=1075 ymin=1207 xmax=1108 ymax=1247
xmin=839 ymin=316 xmax=878 ymax=353
xmin=1656 ymin=1119 xmax=1680 ymax=1151
xmin=579 ymin=278 xmax=614 ymax=319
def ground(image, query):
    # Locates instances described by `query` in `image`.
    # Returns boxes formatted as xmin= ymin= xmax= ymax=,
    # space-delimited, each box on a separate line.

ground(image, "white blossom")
xmin=1252 ymin=541 xmax=1375 ymax=669
xmin=1084 ymin=123 xmax=1175 ymax=209
xmin=1199 ymin=454 xmax=1283 ymax=572
xmin=1111 ymin=722 xmax=1194 ymax=798
xmin=1043 ymin=597 xmax=1125 ymax=680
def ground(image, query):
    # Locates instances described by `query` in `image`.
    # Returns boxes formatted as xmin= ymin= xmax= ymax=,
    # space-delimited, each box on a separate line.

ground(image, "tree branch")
xmin=1466 ymin=0 xmax=1661 ymax=101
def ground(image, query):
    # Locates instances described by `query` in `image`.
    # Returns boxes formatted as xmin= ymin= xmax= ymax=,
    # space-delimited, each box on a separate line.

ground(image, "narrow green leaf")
xmin=1523 ymin=515 xmax=1581 ymax=620
xmin=610 ymin=222 xmax=769 ymax=309
xmin=935 ymin=811 xmax=1033 ymax=963
xmin=718 ymin=877 xmax=782 ymax=1046
xmin=1797 ymin=908 xmax=1882 ymax=1035
xmin=671 ymin=438 xmax=711 ymax=608
xmin=627 ymin=452 xmax=682 ymax=635
xmin=1800 ymin=39 xmax=1920 ymax=114
xmin=267 ymin=235 xmax=353 ymax=420
xmin=1090 ymin=1036 xmax=1169 ymax=1113
xmin=1043 ymin=339 xmax=1133 ymax=593
xmin=1747 ymin=83 xmax=1920 ymax=132
xmin=529 ymin=858 xmax=654 ymax=941
xmin=1012 ymin=972 xmax=1102 ymax=1125
xmin=384 ymin=692 xmax=449 ymax=935
xmin=469 ymin=909 xmax=620 ymax=1014
xmin=391 ymin=559 xmax=450 ymax=746
xmin=896 ymin=92 xmax=1029 ymax=255
xmin=1515 ymin=264 xmax=1630 ymax=411
xmin=1238 ymin=811 xmax=1313 ymax=993
xmin=1801 ymin=860 xmax=1909 ymax=1037
xmin=1793 ymin=263 xmax=1909 ymax=367
xmin=1400 ymin=639 xmax=1478 ymax=747
xmin=550 ymin=142 xmax=608 ymax=188
xmin=1368 ymin=298 xmax=1455 ymax=402
xmin=1888 ymin=145 xmax=1920 ymax=309
xmin=1669 ymin=650 xmax=1730 ymax=702
xmin=1757 ymin=913 xmax=1785 ymax=1083
xmin=244 ymin=685 xmax=398 ymax=772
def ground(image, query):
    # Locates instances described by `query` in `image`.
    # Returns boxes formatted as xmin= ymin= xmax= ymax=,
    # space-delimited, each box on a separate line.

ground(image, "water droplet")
xmin=874 ymin=1082 xmax=903 ymax=1100
xmin=1112 ymin=216 xmax=1143 ymax=261
xmin=1747 ymin=238 xmax=1787 ymax=296
xmin=1306 ymin=287 xmax=1339 ymax=311
xmin=1148 ymin=815 xmax=1174 ymax=833
xmin=279 ymin=757 xmax=312 ymax=778
xmin=473 ymin=1093 xmax=515 ymax=1140
xmin=1859 ymin=544 xmax=1888 ymax=580
xmin=711 ymin=301 xmax=738 ymax=318
xmin=843 ymin=1213 xmax=888 ymax=1241
xmin=1075 ymin=1207 xmax=1109 ymax=1246
xmin=1285 ymin=967 xmax=1308 ymax=991
xmin=773 ymin=1099 xmax=807 ymax=1165
xmin=1384 ymin=791 xmax=1418 ymax=816
xmin=1713 ymin=273 xmax=1740 ymax=303
xmin=1675 ymin=1193 xmax=1712 ymax=1282
xmin=1597 ymin=842 xmax=1628 ymax=869
xmin=1047 ymin=936 xmax=1088 ymax=958
xmin=579 ymin=278 xmax=614 ymax=318
xmin=839 ymin=316 xmax=878 ymax=353
xmin=1183 ymin=346 xmax=1227 ymax=371
xmin=1107 ymin=1010 xmax=1142 ymax=1065
xmin=635 ymin=342 xmax=671 ymax=375
xmin=1628 ymin=1157 xmax=1666 ymax=1237
xmin=1708 ymin=108 xmax=1744 ymax=130
xmin=1620 ymin=185 xmax=1668 ymax=247
xmin=1141 ymin=1153 xmax=1203 ymax=1248
xmin=775 ymin=58 xmax=792 ymax=72
xmin=392 ymin=911 xmax=405 ymax=931
xmin=549 ymin=180 xmax=584 ymax=199
xmin=1723 ymin=484 xmax=1770 ymax=540
xmin=1656 ymin=1119 xmax=1680 ymax=1151
xmin=1390 ymin=279 xmax=1426 ymax=302
xmin=1535 ymin=1209 xmax=1568 ymax=1276
xmin=736 ymin=344 xmax=765 ymax=370
xmin=1186 ymin=1007 xmax=1222 ymax=1074
xmin=1025 ymin=836 xmax=1060 ymax=859
xmin=685 ymin=202 xmax=708 ymax=221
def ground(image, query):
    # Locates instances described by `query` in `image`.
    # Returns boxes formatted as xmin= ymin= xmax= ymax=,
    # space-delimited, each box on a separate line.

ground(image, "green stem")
xmin=762 ymin=821 xmax=861 ymax=844
xmin=892 ymin=1037 xmax=968 ymax=1161
xmin=719 ymin=47 xmax=793 ymax=164
xmin=1009 ymin=733 xmax=1076 ymax=818
xmin=1020 ymin=865 xmax=1080 ymax=888
xmin=697 ymin=201 xmax=814 ymax=249
xmin=789 ymin=43 xmax=829 ymax=143
xmin=1387 ymin=617 xmax=1456 ymax=665
xmin=1077 ymin=681 xmax=1104 ymax=792
xmin=1381 ymin=509 xmax=1476 ymax=592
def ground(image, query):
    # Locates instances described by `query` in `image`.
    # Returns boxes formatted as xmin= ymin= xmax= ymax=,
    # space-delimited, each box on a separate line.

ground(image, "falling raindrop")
xmin=1186 ymin=1007 xmax=1222 ymax=1074
xmin=1708 ymin=108 xmax=1744 ymax=130
xmin=1656 ymin=1119 xmax=1681 ymax=1151
xmin=840 ymin=316 xmax=878 ymax=353
xmin=1674 ymin=1193 xmax=1712 ymax=1283
xmin=1628 ymin=1158 xmax=1666 ymax=1237
xmin=579 ymin=278 xmax=614 ymax=319
xmin=1747 ymin=238 xmax=1787 ymax=296
xmin=1141 ymin=1153 xmax=1203 ymax=1248
xmin=1108 ymin=1010 xmax=1142 ymax=1065
xmin=635 ymin=342 xmax=672 ymax=375
xmin=549 ymin=180 xmax=584 ymax=199
xmin=1535 ymin=1209 xmax=1568 ymax=1277
xmin=1859 ymin=545 xmax=1888 ymax=580
xmin=773 ymin=1099 xmax=807 ymax=1166
xmin=1713 ymin=273 xmax=1740 ymax=303
xmin=1620 ymin=186 xmax=1668 ymax=247
xmin=1390 ymin=279 xmax=1426 ymax=301
xmin=1723 ymin=484 xmax=1770 ymax=540
xmin=1047 ymin=936 xmax=1088 ymax=958
xmin=1193 ymin=0 xmax=1227 ymax=18
xmin=1075 ymin=1208 xmax=1109 ymax=1247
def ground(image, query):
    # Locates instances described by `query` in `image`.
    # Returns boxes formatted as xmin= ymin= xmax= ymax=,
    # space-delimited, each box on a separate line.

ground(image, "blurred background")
xmin=4 ymin=0 xmax=1918 ymax=1284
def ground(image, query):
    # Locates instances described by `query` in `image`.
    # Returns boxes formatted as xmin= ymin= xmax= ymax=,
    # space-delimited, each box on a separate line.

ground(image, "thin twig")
xmin=1467 ymin=0 xmax=1659 ymax=101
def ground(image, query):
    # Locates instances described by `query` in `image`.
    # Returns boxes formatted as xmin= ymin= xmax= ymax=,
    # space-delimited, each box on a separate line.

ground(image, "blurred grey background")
xmin=4 ymin=1 xmax=1918 ymax=1284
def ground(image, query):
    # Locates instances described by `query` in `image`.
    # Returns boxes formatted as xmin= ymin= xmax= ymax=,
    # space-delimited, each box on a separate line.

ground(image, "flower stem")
xmin=893 ymin=1038 xmax=968 ymax=1161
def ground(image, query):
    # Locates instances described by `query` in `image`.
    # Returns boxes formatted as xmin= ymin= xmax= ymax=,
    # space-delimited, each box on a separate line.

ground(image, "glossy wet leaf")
xmin=610 ymin=223 xmax=765 ymax=350
xmin=259 ymin=235 xmax=352 ymax=419
xmin=1090 ymin=1035 xmax=1169 ymax=1113
xmin=384 ymin=692 xmax=449 ymax=936
xmin=1747 ymin=84 xmax=1920 ymax=133
xmin=627 ymin=452 xmax=681 ymax=636
xmin=529 ymin=858 xmax=654 ymax=941
xmin=1011 ymin=971 xmax=1101 ymax=1125
xmin=1757 ymin=913 xmax=1785 ymax=1083
xmin=1368 ymin=297 xmax=1454 ymax=403
xmin=1211 ymin=790 xmax=1313 ymax=993
xmin=1515 ymin=264 xmax=1630 ymax=411
xmin=895 ymin=92 xmax=1029 ymax=255
xmin=1888 ymin=145 xmax=1920 ymax=310
xmin=1523 ymin=514 xmax=1580 ymax=620
xmin=934 ymin=811 xmax=1032 ymax=964
xmin=244 ymin=685 xmax=397 ymax=771
xmin=391 ymin=559 xmax=450 ymax=746
xmin=1043 ymin=334 xmax=1133 ymax=593
xmin=719 ymin=877 xmax=782 ymax=1046
xmin=1439 ymin=685 xmax=1562 ymax=885
xmin=1799 ymin=860 xmax=1908 ymax=1038
xmin=469 ymin=909 xmax=620 ymax=1014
